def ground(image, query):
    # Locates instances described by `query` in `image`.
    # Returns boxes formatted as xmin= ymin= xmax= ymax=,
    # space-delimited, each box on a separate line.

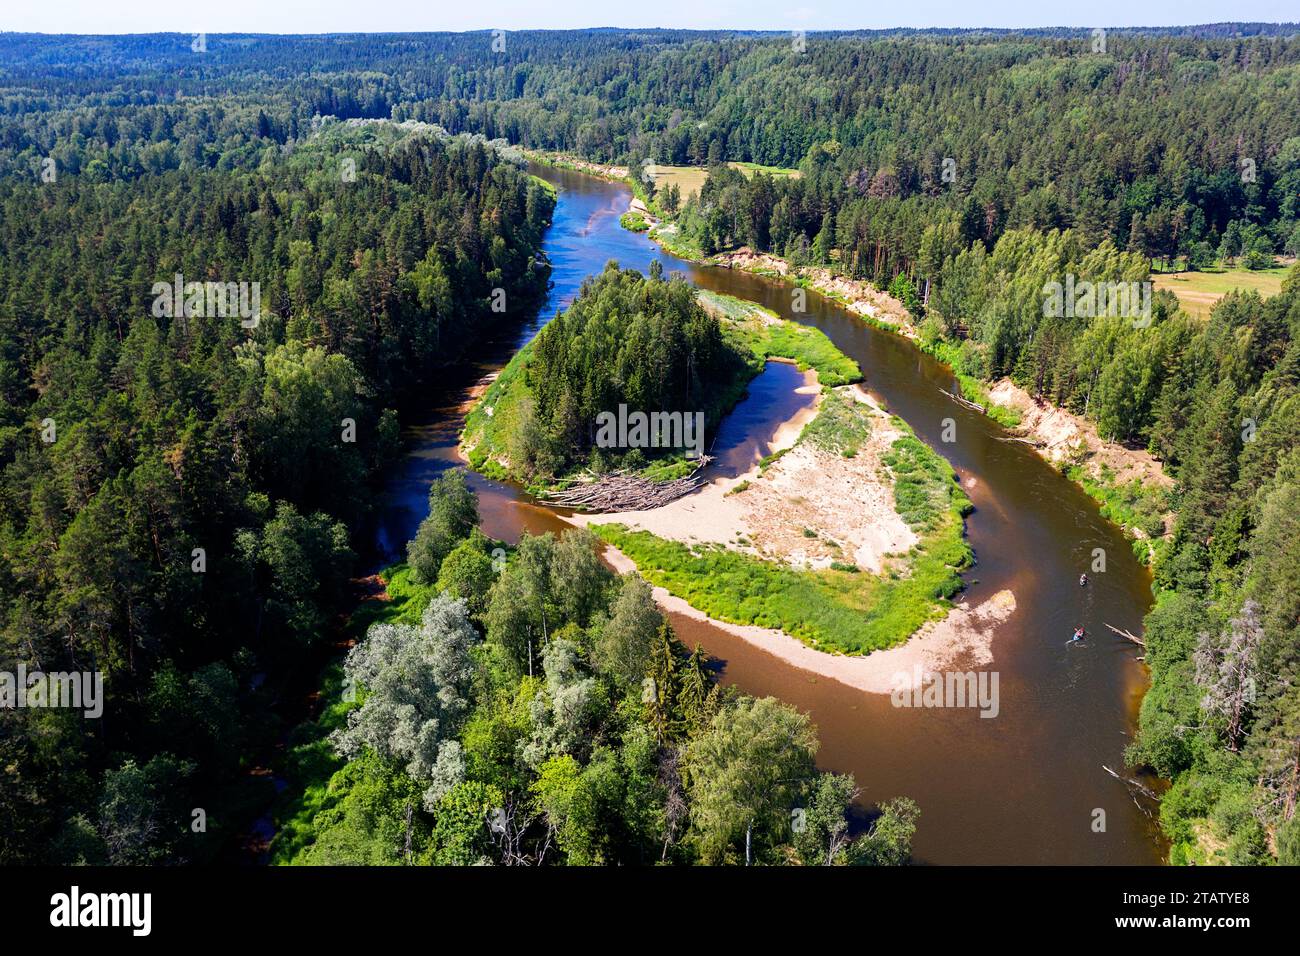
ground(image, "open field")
xmin=648 ymin=164 xmax=709 ymax=202
xmin=1153 ymin=263 xmax=1291 ymax=318
xmin=648 ymin=162 xmax=802 ymax=204
xmin=728 ymin=161 xmax=802 ymax=180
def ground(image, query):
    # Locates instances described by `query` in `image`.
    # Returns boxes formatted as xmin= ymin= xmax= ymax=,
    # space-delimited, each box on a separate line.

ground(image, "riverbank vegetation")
xmin=928 ymin=242 xmax=1300 ymax=862
xmin=698 ymin=290 xmax=861 ymax=386
xmin=271 ymin=474 xmax=920 ymax=865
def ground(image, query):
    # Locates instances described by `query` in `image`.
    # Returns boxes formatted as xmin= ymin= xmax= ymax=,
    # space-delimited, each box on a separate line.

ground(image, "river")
xmin=370 ymin=163 xmax=1167 ymax=865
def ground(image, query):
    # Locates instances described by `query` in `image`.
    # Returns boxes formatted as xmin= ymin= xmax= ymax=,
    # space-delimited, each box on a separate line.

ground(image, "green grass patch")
xmin=620 ymin=211 xmax=649 ymax=232
xmin=799 ymin=388 xmax=872 ymax=457
xmin=1152 ymin=265 xmax=1289 ymax=319
xmin=699 ymin=289 xmax=861 ymax=386
xmin=648 ymin=164 xmax=710 ymax=201
xmin=758 ymin=447 xmax=789 ymax=472
xmin=728 ymin=161 xmax=802 ymax=180
xmin=884 ymin=428 xmax=974 ymax=531
xmin=595 ymin=519 xmax=968 ymax=655
xmin=529 ymin=174 xmax=558 ymax=199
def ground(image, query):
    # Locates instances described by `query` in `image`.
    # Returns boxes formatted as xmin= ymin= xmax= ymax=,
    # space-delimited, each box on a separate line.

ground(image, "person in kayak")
xmin=1071 ymin=626 xmax=1086 ymax=643
xmin=1079 ymin=573 xmax=1088 ymax=587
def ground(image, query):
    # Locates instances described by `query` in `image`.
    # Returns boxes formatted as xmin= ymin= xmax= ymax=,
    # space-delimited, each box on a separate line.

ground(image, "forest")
xmin=1 ymin=25 xmax=1299 ymax=865
xmin=494 ymin=263 xmax=737 ymax=481
xmin=0 ymin=98 xmax=553 ymax=862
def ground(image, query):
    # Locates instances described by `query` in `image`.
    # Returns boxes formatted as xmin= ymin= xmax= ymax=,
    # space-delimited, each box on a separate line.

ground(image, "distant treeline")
xmin=3 ymin=29 xmax=1298 ymax=284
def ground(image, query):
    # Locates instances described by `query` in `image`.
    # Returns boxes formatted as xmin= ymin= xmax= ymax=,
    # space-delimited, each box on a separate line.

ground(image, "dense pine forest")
xmin=1 ymin=26 xmax=1299 ymax=865
xmin=0 ymin=91 xmax=553 ymax=859
xmin=467 ymin=264 xmax=744 ymax=483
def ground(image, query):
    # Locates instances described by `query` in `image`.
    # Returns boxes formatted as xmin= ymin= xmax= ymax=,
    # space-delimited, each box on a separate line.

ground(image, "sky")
xmin=1 ymin=1 xmax=1296 ymax=35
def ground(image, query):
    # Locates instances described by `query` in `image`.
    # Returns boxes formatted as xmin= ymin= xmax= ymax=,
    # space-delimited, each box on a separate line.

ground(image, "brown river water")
xmin=368 ymin=164 xmax=1167 ymax=865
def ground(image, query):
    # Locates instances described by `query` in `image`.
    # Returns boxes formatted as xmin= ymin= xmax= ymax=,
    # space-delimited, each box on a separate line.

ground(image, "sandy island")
xmin=557 ymin=374 xmax=1017 ymax=695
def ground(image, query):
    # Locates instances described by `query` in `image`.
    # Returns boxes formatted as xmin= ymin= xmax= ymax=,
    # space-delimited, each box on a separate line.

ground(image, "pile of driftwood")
xmin=542 ymin=457 xmax=713 ymax=512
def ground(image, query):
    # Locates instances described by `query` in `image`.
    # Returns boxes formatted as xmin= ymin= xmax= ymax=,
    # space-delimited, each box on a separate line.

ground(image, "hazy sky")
xmin=2 ymin=1 xmax=1296 ymax=35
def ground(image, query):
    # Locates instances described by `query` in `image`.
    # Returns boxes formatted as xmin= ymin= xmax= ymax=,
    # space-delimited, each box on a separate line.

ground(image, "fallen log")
xmin=940 ymin=387 xmax=986 ymax=413
xmin=1104 ymin=622 xmax=1147 ymax=647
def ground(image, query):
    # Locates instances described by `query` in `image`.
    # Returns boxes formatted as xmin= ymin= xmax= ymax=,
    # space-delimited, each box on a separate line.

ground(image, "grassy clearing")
xmin=728 ymin=161 xmax=802 ymax=180
xmin=646 ymin=162 xmax=799 ymax=206
xmin=649 ymin=164 xmax=710 ymax=203
xmin=1153 ymin=265 xmax=1289 ymax=318
xmin=699 ymin=290 xmax=861 ymax=387
xmin=593 ymin=416 xmax=972 ymax=655
xmin=268 ymin=564 xmax=438 ymax=864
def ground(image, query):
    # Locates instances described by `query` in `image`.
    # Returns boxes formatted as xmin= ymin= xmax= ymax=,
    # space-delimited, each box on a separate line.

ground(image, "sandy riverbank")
xmin=711 ymin=247 xmax=916 ymax=335
xmin=522 ymin=149 xmax=630 ymax=182
xmin=986 ymin=378 xmax=1171 ymax=492
xmin=598 ymin=539 xmax=1014 ymax=695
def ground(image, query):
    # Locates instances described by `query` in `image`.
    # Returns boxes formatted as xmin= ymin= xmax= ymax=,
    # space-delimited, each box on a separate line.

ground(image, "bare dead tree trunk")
xmin=1284 ymin=741 xmax=1300 ymax=822
xmin=1227 ymin=651 xmax=1252 ymax=752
